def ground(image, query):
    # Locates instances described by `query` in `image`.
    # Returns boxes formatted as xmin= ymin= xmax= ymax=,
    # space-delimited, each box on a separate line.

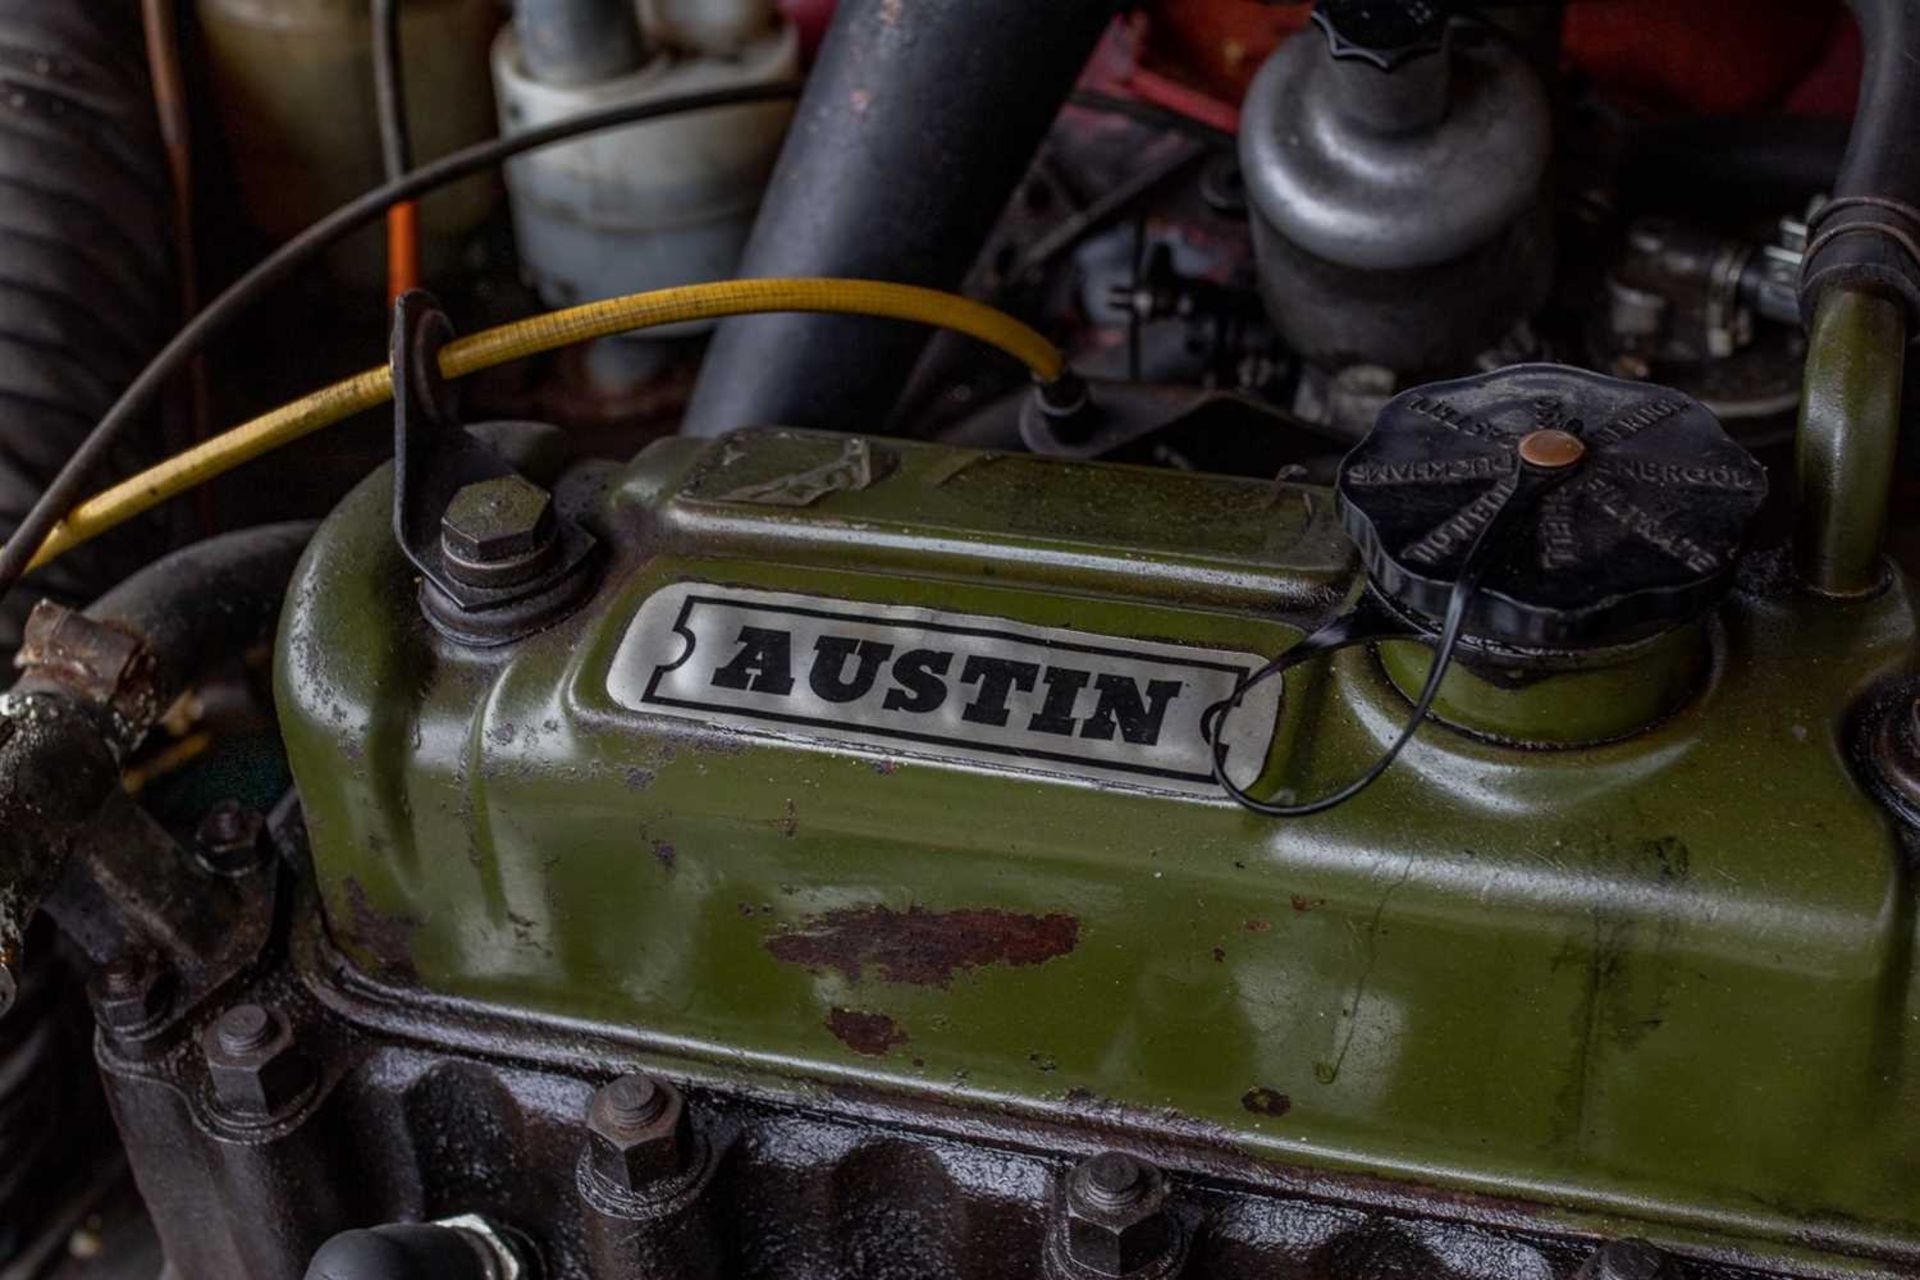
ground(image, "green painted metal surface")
xmin=277 ymin=428 xmax=1920 ymax=1270
xmin=1795 ymin=288 xmax=1907 ymax=597
xmin=1377 ymin=621 xmax=1708 ymax=746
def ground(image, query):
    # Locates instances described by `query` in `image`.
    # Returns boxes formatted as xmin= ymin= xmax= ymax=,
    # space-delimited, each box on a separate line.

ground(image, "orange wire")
xmin=386 ymin=201 xmax=421 ymax=301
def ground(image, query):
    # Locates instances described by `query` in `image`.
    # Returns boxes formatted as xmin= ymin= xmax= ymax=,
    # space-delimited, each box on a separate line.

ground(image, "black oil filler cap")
xmin=1336 ymin=364 xmax=1768 ymax=650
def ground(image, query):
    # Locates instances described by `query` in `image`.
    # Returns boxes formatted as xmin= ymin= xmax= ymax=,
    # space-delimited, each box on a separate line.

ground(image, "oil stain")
xmin=1550 ymin=834 xmax=1689 ymax=1150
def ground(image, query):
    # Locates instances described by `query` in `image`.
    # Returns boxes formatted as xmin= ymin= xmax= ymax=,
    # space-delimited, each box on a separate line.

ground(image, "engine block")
xmin=195 ymin=423 xmax=1920 ymax=1278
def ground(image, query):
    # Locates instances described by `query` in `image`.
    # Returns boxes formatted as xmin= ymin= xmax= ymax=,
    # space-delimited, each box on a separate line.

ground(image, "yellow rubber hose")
xmin=26 ymin=279 xmax=1065 ymax=574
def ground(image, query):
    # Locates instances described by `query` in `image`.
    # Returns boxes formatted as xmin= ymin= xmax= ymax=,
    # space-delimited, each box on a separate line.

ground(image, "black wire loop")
xmin=1204 ymin=462 xmax=1569 ymax=817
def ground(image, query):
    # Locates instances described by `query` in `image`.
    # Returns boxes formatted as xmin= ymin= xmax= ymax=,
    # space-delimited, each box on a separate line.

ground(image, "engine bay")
xmin=0 ymin=3 xmax=1918 ymax=1279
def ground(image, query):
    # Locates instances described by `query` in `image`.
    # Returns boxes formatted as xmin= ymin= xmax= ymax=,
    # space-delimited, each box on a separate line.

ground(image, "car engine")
xmin=0 ymin=2 xmax=1917 ymax=1279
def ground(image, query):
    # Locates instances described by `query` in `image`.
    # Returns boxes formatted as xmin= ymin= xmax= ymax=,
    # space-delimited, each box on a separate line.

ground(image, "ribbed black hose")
xmin=1798 ymin=0 xmax=1920 ymax=323
xmin=0 ymin=8 xmax=171 ymax=1235
xmin=0 ymin=0 xmax=172 ymax=661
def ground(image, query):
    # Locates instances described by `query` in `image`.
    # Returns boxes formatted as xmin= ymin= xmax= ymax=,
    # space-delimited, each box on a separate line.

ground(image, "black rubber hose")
xmin=10 ymin=521 xmax=314 ymax=706
xmin=1798 ymin=0 xmax=1920 ymax=324
xmin=1619 ymin=116 xmax=1848 ymax=212
xmin=0 ymin=0 xmax=176 ymax=1195
xmin=70 ymin=521 xmax=316 ymax=747
xmin=5 ymin=512 xmax=313 ymax=744
xmin=0 ymin=1 xmax=173 ymax=661
xmin=9 ymin=522 xmax=315 ymax=766
xmin=680 ymin=0 xmax=1116 ymax=438
xmin=306 ymin=1224 xmax=515 ymax=1280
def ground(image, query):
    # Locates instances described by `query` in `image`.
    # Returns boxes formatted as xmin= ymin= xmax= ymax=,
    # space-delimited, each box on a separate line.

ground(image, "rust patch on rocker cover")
xmin=1242 ymin=1086 xmax=1293 ymax=1117
xmin=826 ymin=1008 xmax=908 ymax=1056
xmin=768 ymin=905 xmax=1079 ymax=986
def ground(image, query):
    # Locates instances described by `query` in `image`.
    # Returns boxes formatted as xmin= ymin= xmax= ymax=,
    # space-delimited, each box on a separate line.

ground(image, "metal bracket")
xmin=389 ymin=291 xmax=598 ymax=630
xmin=391 ymin=290 xmax=518 ymax=602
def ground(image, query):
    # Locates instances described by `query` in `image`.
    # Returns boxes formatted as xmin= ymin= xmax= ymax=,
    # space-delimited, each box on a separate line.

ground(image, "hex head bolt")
xmin=440 ymin=474 xmax=561 ymax=589
xmin=201 ymin=1002 xmax=314 ymax=1121
xmin=1056 ymin=1151 xmax=1181 ymax=1278
xmin=576 ymin=1072 xmax=725 ymax=1279
xmin=217 ymin=1004 xmax=271 ymax=1052
xmin=195 ymin=800 xmax=269 ymax=877
xmin=90 ymin=952 xmax=173 ymax=1039
xmin=584 ymin=1073 xmax=691 ymax=1194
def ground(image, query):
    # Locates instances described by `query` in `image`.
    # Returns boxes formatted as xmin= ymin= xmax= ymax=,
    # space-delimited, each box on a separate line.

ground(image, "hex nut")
xmin=201 ymin=1004 xmax=312 ymax=1120
xmin=1061 ymin=1152 xmax=1177 ymax=1277
xmin=195 ymin=800 xmax=268 ymax=876
xmin=584 ymin=1074 xmax=689 ymax=1193
xmin=441 ymin=475 xmax=557 ymax=569
xmin=89 ymin=953 xmax=172 ymax=1037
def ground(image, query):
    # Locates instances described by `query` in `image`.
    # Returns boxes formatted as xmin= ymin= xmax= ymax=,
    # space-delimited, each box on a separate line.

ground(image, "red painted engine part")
xmin=784 ymin=1 xmax=1858 ymax=132
xmin=1132 ymin=0 xmax=1852 ymax=124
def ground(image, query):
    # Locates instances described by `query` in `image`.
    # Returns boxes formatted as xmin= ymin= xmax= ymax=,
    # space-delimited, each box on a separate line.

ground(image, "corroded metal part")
xmin=86 ymin=887 xmax=1886 ymax=1280
xmin=0 ymin=525 xmax=308 ymax=1012
xmin=15 ymin=602 xmax=161 ymax=731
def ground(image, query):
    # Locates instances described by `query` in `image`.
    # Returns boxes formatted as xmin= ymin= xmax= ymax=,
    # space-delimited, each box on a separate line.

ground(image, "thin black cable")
xmin=371 ymin=0 xmax=412 ymax=180
xmin=0 ymin=79 xmax=804 ymax=607
xmin=1204 ymin=465 xmax=1565 ymax=817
